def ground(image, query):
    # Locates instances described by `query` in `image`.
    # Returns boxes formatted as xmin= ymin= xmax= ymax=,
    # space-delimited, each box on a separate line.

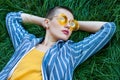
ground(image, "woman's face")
xmin=46 ymin=9 xmax=74 ymax=41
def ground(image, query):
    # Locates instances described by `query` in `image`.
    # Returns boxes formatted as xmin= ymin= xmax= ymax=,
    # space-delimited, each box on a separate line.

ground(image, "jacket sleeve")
xmin=6 ymin=12 xmax=35 ymax=49
xmin=69 ymin=22 xmax=116 ymax=68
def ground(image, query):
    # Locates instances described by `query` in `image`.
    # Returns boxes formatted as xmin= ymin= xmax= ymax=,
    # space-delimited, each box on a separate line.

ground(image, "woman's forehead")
xmin=54 ymin=9 xmax=74 ymax=19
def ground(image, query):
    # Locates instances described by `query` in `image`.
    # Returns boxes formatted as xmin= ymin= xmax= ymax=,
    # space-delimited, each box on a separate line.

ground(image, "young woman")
xmin=0 ymin=6 xmax=116 ymax=80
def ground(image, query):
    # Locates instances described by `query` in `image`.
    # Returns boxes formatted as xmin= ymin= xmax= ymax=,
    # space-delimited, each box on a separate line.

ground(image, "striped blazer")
xmin=0 ymin=12 xmax=116 ymax=80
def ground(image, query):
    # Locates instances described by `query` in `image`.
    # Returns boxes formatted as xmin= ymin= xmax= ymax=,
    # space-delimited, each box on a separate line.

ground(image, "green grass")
xmin=0 ymin=0 xmax=120 ymax=80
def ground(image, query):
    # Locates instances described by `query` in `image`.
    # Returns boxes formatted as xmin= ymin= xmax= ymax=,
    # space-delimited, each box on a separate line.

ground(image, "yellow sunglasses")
xmin=57 ymin=13 xmax=80 ymax=31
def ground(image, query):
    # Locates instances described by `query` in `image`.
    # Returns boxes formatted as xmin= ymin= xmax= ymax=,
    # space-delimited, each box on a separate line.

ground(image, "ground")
xmin=0 ymin=0 xmax=120 ymax=80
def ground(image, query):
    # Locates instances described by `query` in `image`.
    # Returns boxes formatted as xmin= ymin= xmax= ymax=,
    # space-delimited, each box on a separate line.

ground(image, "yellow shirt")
xmin=8 ymin=48 xmax=44 ymax=80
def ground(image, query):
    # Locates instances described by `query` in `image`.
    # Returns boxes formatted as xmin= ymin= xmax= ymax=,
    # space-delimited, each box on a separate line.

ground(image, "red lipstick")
xmin=62 ymin=30 xmax=69 ymax=35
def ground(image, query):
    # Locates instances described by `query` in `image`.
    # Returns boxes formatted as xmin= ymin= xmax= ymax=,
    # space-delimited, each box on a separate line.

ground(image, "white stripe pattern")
xmin=0 ymin=12 xmax=116 ymax=80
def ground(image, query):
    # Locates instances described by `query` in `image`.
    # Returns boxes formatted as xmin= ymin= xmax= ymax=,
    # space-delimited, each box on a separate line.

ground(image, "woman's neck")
xmin=42 ymin=32 xmax=57 ymax=47
xmin=42 ymin=39 xmax=56 ymax=47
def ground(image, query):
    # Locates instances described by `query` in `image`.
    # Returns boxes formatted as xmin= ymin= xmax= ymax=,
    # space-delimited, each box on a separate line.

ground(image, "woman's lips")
xmin=62 ymin=30 xmax=69 ymax=35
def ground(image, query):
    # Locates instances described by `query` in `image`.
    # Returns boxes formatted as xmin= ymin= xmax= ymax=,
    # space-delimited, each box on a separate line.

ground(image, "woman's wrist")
xmin=21 ymin=13 xmax=45 ymax=27
xmin=78 ymin=21 xmax=107 ymax=32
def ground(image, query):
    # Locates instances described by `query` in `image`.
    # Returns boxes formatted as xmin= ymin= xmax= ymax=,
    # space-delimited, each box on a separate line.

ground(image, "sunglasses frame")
xmin=48 ymin=13 xmax=80 ymax=31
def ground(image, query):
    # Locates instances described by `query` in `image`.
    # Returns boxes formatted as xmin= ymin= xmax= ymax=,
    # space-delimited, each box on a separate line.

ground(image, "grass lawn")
xmin=0 ymin=0 xmax=120 ymax=80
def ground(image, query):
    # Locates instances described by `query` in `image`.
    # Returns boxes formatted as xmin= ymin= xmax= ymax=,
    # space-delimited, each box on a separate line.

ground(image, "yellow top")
xmin=8 ymin=48 xmax=44 ymax=80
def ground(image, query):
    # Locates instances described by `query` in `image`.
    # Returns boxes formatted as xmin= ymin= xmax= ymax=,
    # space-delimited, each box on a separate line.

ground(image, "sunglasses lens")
xmin=57 ymin=14 xmax=67 ymax=25
xmin=70 ymin=20 xmax=79 ymax=31
xmin=69 ymin=20 xmax=76 ymax=31
xmin=70 ymin=21 xmax=75 ymax=27
xmin=59 ymin=17 xmax=65 ymax=22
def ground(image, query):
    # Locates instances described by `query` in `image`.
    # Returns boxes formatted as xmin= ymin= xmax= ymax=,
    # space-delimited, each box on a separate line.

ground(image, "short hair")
xmin=45 ymin=6 xmax=73 ymax=19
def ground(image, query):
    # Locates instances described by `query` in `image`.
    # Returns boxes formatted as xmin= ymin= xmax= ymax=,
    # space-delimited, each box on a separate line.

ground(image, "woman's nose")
xmin=64 ymin=23 xmax=70 ymax=29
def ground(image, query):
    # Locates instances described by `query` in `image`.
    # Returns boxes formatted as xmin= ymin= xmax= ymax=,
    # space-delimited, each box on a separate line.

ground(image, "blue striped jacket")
xmin=0 ymin=12 xmax=116 ymax=80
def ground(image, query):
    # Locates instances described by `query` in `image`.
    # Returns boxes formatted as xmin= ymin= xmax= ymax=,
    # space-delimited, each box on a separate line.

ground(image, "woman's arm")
xmin=71 ymin=22 xmax=116 ymax=68
xmin=78 ymin=21 xmax=107 ymax=32
xmin=21 ymin=13 xmax=45 ymax=27
xmin=6 ymin=12 xmax=45 ymax=49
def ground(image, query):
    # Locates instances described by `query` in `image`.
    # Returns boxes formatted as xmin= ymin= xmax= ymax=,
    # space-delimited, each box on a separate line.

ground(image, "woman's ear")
xmin=44 ymin=19 xmax=50 ymax=29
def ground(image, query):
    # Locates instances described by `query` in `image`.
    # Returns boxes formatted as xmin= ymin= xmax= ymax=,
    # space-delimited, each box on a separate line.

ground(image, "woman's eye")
xmin=59 ymin=17 xmax=65 ymax=22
